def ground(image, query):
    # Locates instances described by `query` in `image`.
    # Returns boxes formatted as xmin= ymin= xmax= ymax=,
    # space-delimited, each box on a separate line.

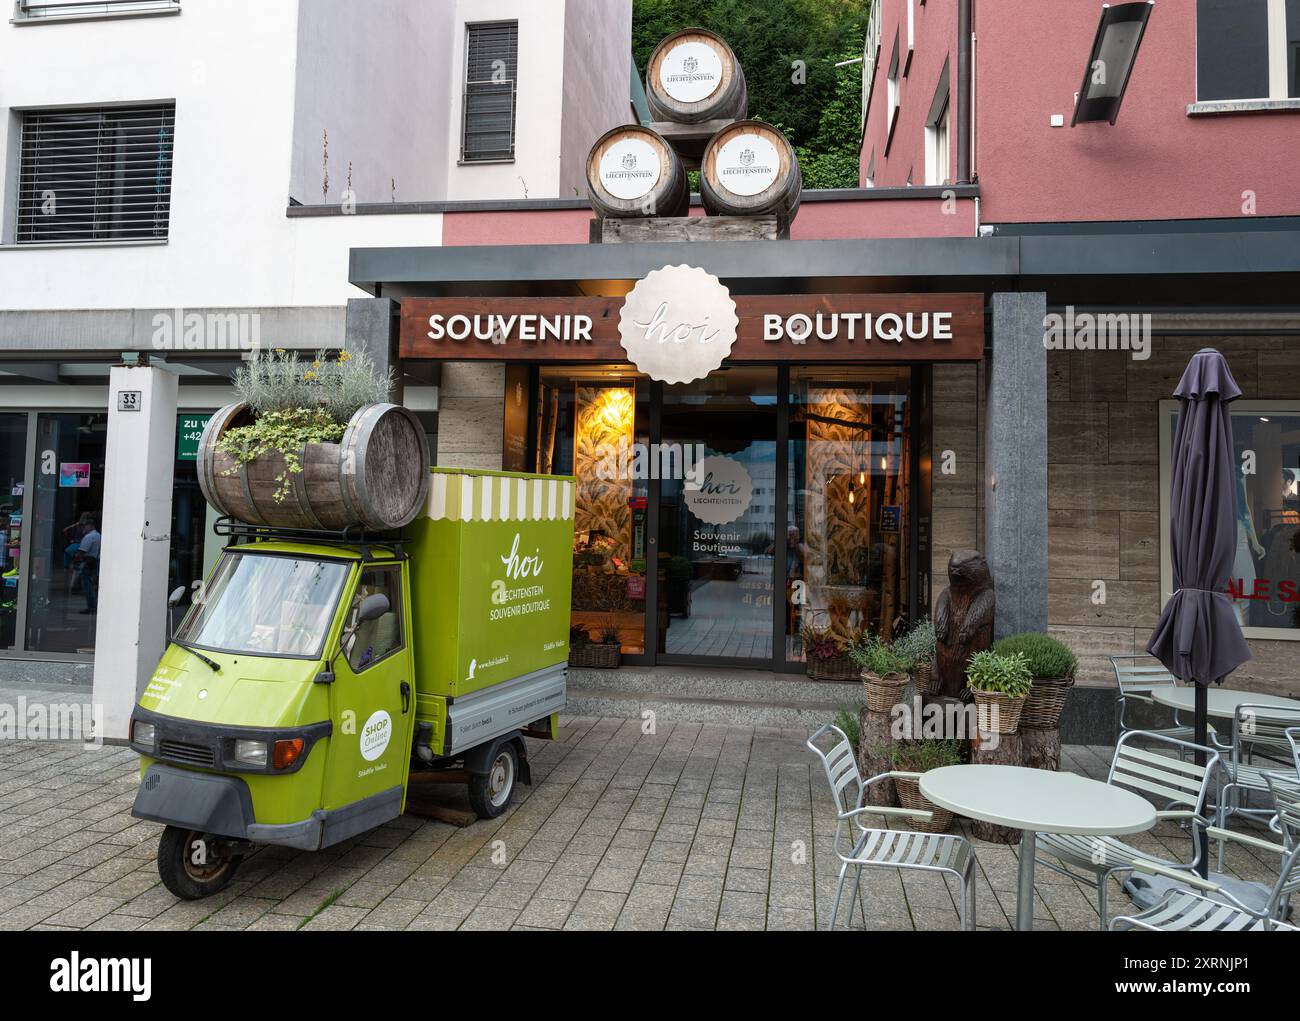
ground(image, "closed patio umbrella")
xmin=1146 ymin=347 xmax=1252 ymax=877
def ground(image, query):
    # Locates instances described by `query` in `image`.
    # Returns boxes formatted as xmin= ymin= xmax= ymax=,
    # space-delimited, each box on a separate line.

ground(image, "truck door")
xmin=322 ymin=562 xmax=417 ymax=820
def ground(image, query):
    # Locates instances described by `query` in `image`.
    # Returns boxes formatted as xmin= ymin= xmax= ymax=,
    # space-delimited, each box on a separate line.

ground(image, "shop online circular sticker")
xmin=360 ymin=709 xmax=392 ymax=761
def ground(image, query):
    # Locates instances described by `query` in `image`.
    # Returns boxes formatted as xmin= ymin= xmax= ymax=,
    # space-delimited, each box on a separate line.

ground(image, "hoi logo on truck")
xmin=490 ymin=533 xmax=552 ymax=622
xmin=360 ymin=709 xmax=392 ymax=761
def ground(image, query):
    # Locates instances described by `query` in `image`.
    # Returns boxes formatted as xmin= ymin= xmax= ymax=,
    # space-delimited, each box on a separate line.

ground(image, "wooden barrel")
xmin=700 ymin=120 xmax=802 ymax=221
xmin=197 ymin=402 xmax=430 ymax=532
xmin=646 ymin=28 xmax=747 ymax=125
xmin=586 ymin=124 xmax=689 ymax=218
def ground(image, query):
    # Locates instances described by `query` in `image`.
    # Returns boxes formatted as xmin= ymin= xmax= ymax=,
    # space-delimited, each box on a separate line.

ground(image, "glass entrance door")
xmin=657 ymin=368 xmax=777 ymax=664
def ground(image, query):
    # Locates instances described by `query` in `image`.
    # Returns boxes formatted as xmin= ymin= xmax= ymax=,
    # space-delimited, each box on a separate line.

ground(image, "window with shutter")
xmin=461 ymin=21 xmax=519 ymax=163
xmin=16 ymin=104 xmax=175 ymax=244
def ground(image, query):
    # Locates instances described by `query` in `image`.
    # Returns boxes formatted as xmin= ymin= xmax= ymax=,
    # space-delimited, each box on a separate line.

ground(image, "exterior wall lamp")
xmin=1072 ymin=1 xmax=1155 ymax=125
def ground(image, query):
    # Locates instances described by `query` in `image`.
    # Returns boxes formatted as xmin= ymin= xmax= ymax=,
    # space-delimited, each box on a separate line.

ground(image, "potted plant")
xmin=803 ymin=623 xmax=860 ymax=682
xmin=993 ymin=633 xmax=1078 ymax=729
xmin=667 ymin=555 xmax=693 ymax=617
xmin=887 ymin=740 xmax=962 ymax=832
xmin=851 ymin=635 xmax=913 ymax=712
xmin=203 ymin=348 xmax=429 ymax=532
xmin=895 ymin=617 xmax=937 ymax=697
xmin=965 ymin=649 xmax=1033 ymax=735
xmin=569 ymin=624 xmax=621 ymax=669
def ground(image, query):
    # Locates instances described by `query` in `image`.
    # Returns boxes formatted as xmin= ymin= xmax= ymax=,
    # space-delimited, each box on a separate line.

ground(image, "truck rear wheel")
xmin=468 ymin=742 xmax=518 ymax=819
xmin=157 ymin=826 xmax=243 ymax=900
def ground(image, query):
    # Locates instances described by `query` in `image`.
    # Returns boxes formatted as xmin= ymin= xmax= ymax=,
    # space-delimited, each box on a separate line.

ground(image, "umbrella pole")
xmin=1195 ymin=684 xmax=1210 ymax=880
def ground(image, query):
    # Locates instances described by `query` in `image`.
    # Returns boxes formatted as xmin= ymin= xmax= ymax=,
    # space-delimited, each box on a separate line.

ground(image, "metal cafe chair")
xmin=1110 ymin=654 xmax=1210 ymax=748
xmin=1036 ymin=730 xmax=1220 ymax=929
xmin=1112 ymin=774 xmax=1300 ymax=932
xmin=1214 ymin=710 xmax=1300 ymax=869
xmin=806 ymin=724 xmax=977 ymax=931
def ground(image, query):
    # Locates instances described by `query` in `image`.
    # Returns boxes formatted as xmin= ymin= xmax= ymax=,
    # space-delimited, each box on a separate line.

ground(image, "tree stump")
xmin=858 ymin=707 xmax=898 ymax=806
xmin=967 ymin=730 xmax=1023 ymax=843
xmin=1020 ymin=727 xmax=1062 ymax=772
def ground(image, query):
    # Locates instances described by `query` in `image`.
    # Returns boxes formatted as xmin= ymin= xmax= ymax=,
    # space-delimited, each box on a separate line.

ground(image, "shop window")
xmin=461 ymin=21 xmax=519 ymax=163
xmin=538 ymin=366 xmax=649 ymax=656
xmin=170 ymin=411 xmax=216 ymax=609
xmin=788 ymin=368 xmax=913 ymax=662
xmin=17 ymin=104 xmax=175 ymax=244
xmin=0 ymin=416 xmax=29 ymax=651
xmin=346 ymin=567 xmax=404 ymax=672
xmin=1196 ymin=0 xmax=1300 ymax=101
xmin=1160 ymin=401 xmax=1300 ymax=638
xmin=26 ymin=414 xmax=107 ymax=655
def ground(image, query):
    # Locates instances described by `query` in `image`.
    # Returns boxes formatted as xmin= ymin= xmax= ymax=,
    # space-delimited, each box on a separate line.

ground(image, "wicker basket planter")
xmin=893 ymin=774 xmax=953 ymax=833
xmin=1021 ymin=676 xmax=1074 ymax=730
xmin=971 ymin=688 xmax=1026 ymax=735
xmin=569 ymin=643 xmax=621 ymax=669
xmin=807 ymin=654 xmax=859 ymax=682
xmin=862 ymin=670 xmax=910 ymax=713
xmin=912 ymin=658 xmax=940 ymax=697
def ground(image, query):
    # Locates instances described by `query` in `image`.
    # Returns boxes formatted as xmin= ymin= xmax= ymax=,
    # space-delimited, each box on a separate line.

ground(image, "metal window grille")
xmin=16 ymin=0 xmax=180 ymax=19
xmin=461 ymin=21 xmax=518 ymax=163
xmin=16 ymin=104 xmax=175 ymax=244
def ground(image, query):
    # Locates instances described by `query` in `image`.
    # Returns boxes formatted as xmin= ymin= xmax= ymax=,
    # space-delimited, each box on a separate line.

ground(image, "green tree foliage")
xmin=633 ymin=0 xmax=868 ymax=189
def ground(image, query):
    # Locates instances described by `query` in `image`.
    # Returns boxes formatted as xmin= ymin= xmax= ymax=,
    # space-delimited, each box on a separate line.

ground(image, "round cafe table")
xmin=919 ymin=765 xmax=1157 ymax=931
xmin=1151 ymin=686 xmax=1300 ymax=722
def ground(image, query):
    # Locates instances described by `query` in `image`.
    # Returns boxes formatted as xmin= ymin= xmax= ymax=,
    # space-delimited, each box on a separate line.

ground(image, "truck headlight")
xmin=132 ymin=721 xmax=156 ymax=748
xmin=233 ymin=739 xmax=268 ymax=767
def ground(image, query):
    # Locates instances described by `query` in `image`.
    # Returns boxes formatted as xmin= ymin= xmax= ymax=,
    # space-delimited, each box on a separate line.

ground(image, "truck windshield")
xmin=175 ymin=552 xmax=351 ymax=659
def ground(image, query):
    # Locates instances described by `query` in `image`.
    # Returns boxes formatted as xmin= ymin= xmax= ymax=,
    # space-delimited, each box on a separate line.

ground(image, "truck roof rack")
xmin=213 ymin=516 xmax=407 ymax=562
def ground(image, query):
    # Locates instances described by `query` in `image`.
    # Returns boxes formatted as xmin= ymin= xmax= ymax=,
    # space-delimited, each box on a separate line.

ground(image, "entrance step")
xmin=565 ymin=664 xmax=858 ymax=729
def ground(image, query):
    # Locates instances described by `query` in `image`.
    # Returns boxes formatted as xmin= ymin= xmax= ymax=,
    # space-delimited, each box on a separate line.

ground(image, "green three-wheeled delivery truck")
xmin=128 ymin=467 xmax=576 ymax=899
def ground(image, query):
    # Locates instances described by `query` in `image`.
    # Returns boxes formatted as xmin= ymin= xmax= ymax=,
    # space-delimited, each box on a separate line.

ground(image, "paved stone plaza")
xmin=0 ymin=710 xmax=1284 ymax=932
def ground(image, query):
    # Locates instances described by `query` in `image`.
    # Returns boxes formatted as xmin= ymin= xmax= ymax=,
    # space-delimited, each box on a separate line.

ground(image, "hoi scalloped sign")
xmin=618 ymin=265 xmax=739 ymax=384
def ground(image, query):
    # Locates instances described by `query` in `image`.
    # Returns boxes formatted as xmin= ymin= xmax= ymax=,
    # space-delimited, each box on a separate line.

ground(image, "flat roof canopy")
xmin=349 ymin=230 xmax=1300 ymax=309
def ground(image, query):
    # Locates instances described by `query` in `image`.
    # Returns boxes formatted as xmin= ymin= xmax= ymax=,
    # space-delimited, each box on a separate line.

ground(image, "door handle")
xmin=400 ymin=681 xmax=411 ymax=714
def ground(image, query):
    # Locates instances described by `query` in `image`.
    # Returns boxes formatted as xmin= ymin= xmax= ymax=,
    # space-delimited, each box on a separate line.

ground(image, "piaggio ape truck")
xmin=129 ymin=467 xmax=576 ymax=899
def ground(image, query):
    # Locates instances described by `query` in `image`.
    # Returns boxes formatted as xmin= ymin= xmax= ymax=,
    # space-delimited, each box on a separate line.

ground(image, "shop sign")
xmin=684 ymin=455 xmax=753 ymax=526
xmin=177 ymin=414 xmax=212 ymax=462
xmin=619 ymin=265 xmax=738 ymax=384
xmin=59 ymin=463 xmax=90 ymax=489
xmin=400 ymin=289 xmax=983 ymax=365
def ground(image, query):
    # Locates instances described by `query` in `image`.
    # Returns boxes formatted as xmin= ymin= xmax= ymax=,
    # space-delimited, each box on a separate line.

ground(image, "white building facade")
xmin=0 ymin=0 xmax=632 ymax=737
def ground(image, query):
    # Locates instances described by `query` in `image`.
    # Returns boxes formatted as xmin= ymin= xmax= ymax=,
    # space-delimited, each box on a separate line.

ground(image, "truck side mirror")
xmin=166 ymin=586 xmax=188 ymax=642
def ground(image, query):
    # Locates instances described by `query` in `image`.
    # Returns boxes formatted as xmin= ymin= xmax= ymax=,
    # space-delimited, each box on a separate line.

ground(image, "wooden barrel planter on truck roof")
xmin=646 ymin=28 xmax=748 ymax=124
xmin=197 ymin=402 xmax=431 ymax=532
xmin=586 ymin=125 xmax=690 ymax=219
xmin=700 ymin=120 xmax=802 ymax=222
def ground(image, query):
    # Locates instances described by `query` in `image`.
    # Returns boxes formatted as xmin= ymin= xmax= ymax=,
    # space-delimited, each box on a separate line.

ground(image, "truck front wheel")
xmin=468 ymin=742 xmax=518 ymax=819
xmin=157 ymin=826 xmax=243 ymax=900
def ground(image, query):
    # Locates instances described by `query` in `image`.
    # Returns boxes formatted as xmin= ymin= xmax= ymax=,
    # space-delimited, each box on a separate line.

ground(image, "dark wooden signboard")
xmin=399 ymin=293 xmax=984 ymax=362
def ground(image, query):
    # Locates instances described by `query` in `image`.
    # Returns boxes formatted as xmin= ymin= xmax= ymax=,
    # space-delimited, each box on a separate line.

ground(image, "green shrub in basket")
xmin=850 ymin=635 xmax=913 ymax=677
xmin=965 ymin=649 xmax=1033 ymax=698
xmin=993 ymin=632 xmax=1077 ymax=680
xmin=888 ymin=739 xmax=962 ymax=772
xmin=894 ymin=617 xmax=936 ymax=667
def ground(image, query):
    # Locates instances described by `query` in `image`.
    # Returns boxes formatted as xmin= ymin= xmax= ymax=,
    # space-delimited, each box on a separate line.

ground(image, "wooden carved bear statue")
xmin=933 ymin=550 xmax=996 ymax=699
